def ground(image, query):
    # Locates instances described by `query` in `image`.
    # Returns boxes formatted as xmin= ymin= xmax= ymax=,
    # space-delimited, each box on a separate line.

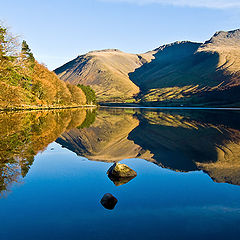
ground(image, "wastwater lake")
xmin=0 ymin=107 xmax=240 ymax=240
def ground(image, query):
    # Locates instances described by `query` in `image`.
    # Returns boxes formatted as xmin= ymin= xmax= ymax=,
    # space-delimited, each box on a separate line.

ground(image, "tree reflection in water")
xmin=0 ymin=109 xmax=96 ymax=196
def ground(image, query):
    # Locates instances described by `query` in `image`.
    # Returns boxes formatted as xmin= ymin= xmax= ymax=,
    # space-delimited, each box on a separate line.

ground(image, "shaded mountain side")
xmin=130 ymin=29 xmax=240 ymax=106
xmin=55 ymin=49 xmax=153 ymax=102
xmin=56 ymin=109 xmax=153 ymax=161
xmin=130 ymin=41 xmax=203 ymax=89
xmin=197 ymin=29 xmax=240 ymax=88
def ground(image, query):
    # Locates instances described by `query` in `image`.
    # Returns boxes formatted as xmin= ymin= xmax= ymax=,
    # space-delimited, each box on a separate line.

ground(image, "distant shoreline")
xmin=100 ymin=104 xmax=240 ymax=111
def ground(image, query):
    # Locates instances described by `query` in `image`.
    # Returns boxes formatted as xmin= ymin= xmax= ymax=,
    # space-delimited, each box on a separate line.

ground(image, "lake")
xmin=0 ymin=107 xmax=240 ymax=240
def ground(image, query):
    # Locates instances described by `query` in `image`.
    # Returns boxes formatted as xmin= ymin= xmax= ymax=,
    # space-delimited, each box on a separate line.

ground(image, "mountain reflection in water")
xmin=0 ymin=107 xmax=240 ymax=196
xmin=57 ymin=108 xmax=240 ymax=186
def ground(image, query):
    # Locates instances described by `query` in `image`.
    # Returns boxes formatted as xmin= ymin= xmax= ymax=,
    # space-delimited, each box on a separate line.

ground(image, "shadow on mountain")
xmin=129 ymin=41 xmax=239 ymax=106
xmin=129 ymin=42 xmax=222 ymax=89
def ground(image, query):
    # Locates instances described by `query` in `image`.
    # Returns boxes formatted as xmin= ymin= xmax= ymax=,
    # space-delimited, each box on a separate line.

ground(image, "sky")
xmin=1 ymin=0 xmax=240 ymax=70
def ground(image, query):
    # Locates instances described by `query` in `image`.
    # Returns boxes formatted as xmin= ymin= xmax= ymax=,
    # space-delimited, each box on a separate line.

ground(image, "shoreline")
xmin=0 ymin=105 xmax=97 ymax=112
xmin=100 ymin=105 xmax=240 ymax=110
xmin=99 ymin=102 xmax=240 ymax=110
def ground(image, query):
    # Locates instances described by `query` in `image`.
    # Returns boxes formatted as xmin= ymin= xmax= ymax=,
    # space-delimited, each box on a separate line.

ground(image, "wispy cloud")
xmin=99 ymin=0 xmax=240 ymax=9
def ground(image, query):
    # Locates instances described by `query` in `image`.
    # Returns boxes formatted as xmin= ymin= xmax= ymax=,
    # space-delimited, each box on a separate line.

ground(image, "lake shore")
xmin=0 ymin=104 xmax=97 ymax=112
xmin=99 ymin=102 xmax=240 ymax=109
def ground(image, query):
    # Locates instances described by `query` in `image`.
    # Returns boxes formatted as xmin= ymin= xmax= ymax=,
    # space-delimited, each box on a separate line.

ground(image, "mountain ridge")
xmin=55 ymin=28 xmax=240 ymax=106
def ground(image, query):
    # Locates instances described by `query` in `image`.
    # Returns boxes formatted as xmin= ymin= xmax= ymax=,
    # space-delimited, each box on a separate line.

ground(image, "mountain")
xmin=130 ymin=41 xmax=202 ymax=89
xmin=55 ymin=29 xmax=240 ymax=106
xmin=55 ymin=49 xmax=152 ymax=102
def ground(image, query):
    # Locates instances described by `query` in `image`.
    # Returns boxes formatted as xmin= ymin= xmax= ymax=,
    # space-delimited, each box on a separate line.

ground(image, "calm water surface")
xmin=0 ymin=107 xmax=240 ymax=240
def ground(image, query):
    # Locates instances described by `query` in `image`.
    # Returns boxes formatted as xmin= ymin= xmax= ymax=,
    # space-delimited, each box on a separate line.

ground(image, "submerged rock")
xmin=100 ymin=193 xmax=118 ymax=210
xmin=107 ymin=163 xmax=137 ymax=179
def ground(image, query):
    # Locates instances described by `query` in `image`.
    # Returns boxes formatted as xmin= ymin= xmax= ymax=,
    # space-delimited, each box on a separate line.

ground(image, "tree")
xmin=0 ymin=26 xmax=7 ymax=58
xmin=0 ymin=25 xmax=19 ymax=82
xmin=21 ymin=40 xmax=35 ymax=69
xmin=0 ymin=23 xmax=91 ymax=108
xmin=0 ymin=25 xmax=18 ymax=59
xmin=66 ymin=83 xmax=86 ymax=105
xmin=77 ymin=84 xmax=96 ymax=105
xmin=21 ymin=40 xmax=34 ymax=62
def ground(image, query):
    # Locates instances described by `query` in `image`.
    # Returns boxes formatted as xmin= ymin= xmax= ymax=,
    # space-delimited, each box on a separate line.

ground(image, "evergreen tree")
xmin=21 ymin=40 xmax=35 ymax=68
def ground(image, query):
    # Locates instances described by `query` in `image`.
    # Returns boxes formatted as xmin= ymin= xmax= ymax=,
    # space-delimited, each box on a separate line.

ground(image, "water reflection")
xmin=108 ymin=174 xmax=137 ymax=187
xmin=57 ymin=108 xmax=240 ymax=186
xmin=0 ymin=107 xmax=240 ymax=198
xmin=0 ymin=109 xmax=96 ymax=196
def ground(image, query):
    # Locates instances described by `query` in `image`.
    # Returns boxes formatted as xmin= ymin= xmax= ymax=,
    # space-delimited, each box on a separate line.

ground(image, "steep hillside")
xmin=197 ymin=29 xmax=240 ymax=86
xmin=55 ymin=49 xmax=153 ymax=102
xmin=0 ymin=25 xmax=90 ymax=109
xmin=130 ymin=41 xmax=202 ymax=89
xmin=0 ymin=60 xmax=87 ymax=108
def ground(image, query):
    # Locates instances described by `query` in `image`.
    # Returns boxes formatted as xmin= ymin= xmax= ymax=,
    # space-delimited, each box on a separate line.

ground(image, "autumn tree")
xmin=0 ymin=23 xmax=92 ymax=108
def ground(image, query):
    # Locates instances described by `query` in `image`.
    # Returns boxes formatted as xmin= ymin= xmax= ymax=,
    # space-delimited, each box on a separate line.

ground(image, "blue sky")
xmin=1 ymin=0 xmax=240 ymax=69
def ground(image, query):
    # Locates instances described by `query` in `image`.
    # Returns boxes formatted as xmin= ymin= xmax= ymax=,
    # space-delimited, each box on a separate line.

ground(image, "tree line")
xmin=0 ymin=24 xmax=96 ymax=109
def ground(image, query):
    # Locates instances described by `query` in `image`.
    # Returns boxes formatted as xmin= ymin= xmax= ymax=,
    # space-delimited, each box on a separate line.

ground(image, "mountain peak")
xmin=204 ymin=28 xmax=240 ymax=46
xmin=214 ymin=29 xmax=240 ymax=38
xmin=153 ymin=41 xmax=201 ymax=52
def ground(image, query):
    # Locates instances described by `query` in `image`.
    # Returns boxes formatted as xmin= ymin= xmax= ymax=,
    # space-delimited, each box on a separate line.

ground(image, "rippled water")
xmin=0 ymin=107 xmax=240 ymax=240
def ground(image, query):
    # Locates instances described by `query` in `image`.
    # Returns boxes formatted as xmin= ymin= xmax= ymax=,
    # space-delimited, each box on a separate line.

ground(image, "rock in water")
xmin=107 ymin=163 xmax=137 ymax=178
xmin=100 ymin=193 xmax=118 ymax=210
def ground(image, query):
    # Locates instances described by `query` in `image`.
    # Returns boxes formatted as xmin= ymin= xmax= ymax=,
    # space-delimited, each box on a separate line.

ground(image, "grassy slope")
xmin=55 ymin=49 xmax=153 ymax=102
